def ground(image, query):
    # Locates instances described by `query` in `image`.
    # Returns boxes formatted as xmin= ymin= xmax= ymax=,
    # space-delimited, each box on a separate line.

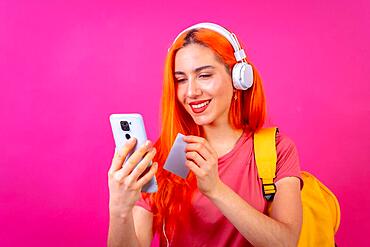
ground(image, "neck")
xmin=202 ymin=123 xmax=244 ymax=158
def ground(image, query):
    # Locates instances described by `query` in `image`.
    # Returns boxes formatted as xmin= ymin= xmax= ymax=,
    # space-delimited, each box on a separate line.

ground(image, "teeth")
xmin=191 ymin=100 xmax=210 ymax=109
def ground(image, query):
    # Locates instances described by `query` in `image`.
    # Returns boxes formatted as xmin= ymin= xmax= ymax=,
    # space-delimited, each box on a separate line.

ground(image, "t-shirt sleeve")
xmin=135 ymin=193 xmax=153 ymax=212
xmin=274 ymin=132 xmax=304 ymax=189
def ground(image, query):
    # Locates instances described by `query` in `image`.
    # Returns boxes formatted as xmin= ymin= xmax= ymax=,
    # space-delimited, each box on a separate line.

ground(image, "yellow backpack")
xmin=253 ymin=127 xmax=341 ymax=246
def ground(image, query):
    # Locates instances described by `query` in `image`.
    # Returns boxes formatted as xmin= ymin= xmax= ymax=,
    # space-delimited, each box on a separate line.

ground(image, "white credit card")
xmin=163 ymin=133 xmax=189 ymax=179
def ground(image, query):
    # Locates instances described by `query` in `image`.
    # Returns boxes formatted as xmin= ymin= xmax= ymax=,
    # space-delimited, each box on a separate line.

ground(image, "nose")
xmin=186 ymin=77 xmax=202 ymax=98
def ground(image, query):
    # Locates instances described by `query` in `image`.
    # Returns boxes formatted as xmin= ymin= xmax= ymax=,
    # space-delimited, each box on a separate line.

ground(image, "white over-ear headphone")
xmin=170 ymin=22 xmax=253 ymax=90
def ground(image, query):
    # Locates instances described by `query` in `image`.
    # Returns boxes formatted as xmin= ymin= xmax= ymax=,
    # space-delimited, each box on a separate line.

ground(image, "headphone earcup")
xmin=232 ymin=62 xmax=254 ymax=90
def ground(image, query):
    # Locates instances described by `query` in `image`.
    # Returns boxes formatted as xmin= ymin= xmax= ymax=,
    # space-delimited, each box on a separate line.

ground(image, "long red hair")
xmin=143 ymin=27 xmax=266 ymax=243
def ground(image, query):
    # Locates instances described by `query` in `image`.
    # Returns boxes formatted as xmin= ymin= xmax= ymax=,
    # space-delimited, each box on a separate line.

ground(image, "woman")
xmin=108 ymin=22 xmax=303 ymax=247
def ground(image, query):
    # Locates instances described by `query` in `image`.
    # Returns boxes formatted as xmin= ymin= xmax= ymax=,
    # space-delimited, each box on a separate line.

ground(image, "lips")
xmin=189 ymin=99 xmax=211 ymax=114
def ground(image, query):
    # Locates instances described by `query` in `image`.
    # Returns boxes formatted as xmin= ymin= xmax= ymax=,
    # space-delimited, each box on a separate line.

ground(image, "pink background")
xmin=1 ymin=0 xmax=369 ymax=246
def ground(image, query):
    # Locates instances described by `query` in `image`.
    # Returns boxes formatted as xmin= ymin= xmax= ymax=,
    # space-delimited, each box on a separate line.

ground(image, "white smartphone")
xmin=109 ymin=113 xmax=158 ymax=193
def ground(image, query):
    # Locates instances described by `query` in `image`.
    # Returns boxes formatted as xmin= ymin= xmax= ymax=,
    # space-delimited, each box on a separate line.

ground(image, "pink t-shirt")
xmin=136 ymin=130 xmax=303 ymax=246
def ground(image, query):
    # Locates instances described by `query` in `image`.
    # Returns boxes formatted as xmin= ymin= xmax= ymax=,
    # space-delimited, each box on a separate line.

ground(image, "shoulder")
xmin=275 ymin=131 xmax=299 ymax=161
xmin=276 ymin=131 xmax=297 ymax=151
xmin=274 ymin=131 xmax=303 ymax=188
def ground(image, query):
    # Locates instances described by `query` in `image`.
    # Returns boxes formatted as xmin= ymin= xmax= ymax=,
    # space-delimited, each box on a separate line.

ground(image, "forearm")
xmin=207 ymin=182 xmax=297 ymax=247
xmin=108 ymin=211 xmax=141 ymax=247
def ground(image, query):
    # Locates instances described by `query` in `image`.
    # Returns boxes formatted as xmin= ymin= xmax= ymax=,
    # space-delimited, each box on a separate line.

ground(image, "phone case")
xmin=109 ymin=113 xmax=158 ymax=193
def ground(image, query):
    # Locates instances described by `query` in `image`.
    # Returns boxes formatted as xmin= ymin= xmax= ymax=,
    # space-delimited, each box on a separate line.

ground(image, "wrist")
xmin=109 ymin=206 xmax=133 ymax=221
xmin=205 ymin=180 xmax=226 ymax=200
xmin=110 ymin=212 xmax=134 ymax=225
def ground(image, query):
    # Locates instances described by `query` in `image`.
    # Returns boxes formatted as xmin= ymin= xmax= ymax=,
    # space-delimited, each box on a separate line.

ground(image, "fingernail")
xmin=145 ymin=140 xmax=151 ymax=147
xmin=128 ymin=137 xmax=135 ymax=144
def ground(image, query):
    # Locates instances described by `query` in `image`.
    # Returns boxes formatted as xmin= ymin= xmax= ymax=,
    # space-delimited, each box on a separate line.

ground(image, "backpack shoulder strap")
xmin=253 ymin=127 xmax=278 ymax=201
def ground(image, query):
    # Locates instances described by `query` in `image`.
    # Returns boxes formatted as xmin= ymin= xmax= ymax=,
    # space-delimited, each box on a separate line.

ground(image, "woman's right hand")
xmin=108 ymin=138 xmax=158 ymax=218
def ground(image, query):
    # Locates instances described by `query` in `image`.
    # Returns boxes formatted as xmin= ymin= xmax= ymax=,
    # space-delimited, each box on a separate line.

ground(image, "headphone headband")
xmin=169 ymin=22 xmax=253 ymax=90
xmin=170 ymin=22 xmax=247 ymax=62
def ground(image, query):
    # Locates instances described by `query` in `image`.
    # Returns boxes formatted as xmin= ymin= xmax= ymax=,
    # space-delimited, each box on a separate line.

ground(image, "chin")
xmin=191 ymin=115 xmax=214 ymax=126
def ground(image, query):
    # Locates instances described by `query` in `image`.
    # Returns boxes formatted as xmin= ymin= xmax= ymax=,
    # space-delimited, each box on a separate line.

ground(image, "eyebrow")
xmin=174 ymin=65 xmax=215 ymax=75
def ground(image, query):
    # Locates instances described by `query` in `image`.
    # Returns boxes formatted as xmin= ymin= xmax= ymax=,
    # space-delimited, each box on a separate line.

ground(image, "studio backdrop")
xmin=0 ymin=0 xmax=369 ymax=246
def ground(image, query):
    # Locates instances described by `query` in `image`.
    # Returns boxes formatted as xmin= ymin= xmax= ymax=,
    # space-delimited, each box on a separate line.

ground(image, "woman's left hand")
xmin=183 ymin=135 xmax=222 ymax=197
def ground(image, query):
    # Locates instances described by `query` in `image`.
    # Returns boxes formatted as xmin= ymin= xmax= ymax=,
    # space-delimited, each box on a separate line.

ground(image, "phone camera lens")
xmin=125 ymin=134 xmax=131 ymax=139
xmin=120 ymin=121 xmax=130 ymax=131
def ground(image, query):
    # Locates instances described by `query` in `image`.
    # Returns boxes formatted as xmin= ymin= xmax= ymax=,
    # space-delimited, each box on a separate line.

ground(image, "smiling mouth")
xmin=189 ymin=99 xmax=211 ymax=114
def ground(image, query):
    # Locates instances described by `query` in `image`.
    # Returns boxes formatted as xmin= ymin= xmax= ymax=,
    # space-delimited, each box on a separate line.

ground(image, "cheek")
xmin=209 ymin=82 xmax=233 ymax=109
xmin=203 ymin=79 xmax=233 ymax=99
xmin=176 ymin=85 xmax=186 ymax=104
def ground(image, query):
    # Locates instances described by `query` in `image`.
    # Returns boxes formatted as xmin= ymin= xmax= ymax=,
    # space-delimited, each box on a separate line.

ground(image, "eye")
xmin=199 ymin=73 xmax=212 ymax=79
xmin=175 ymin=78 xmax=187 ymax=83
